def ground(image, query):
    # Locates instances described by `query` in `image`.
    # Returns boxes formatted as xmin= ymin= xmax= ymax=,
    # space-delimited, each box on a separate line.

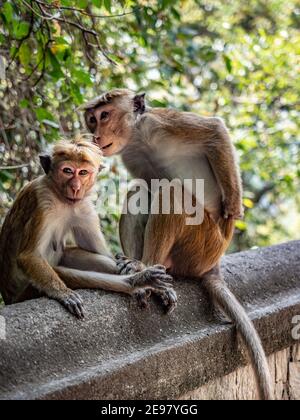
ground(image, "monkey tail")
xmin=202 ymin=271 xmax=274 ymax=400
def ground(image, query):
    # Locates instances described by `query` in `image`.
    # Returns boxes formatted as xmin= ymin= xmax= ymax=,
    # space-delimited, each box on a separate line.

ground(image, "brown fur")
xmin=83 ymin=89 xmax=273 ymax=399
xmin=0 ymin=136 xmax=177 ymax=317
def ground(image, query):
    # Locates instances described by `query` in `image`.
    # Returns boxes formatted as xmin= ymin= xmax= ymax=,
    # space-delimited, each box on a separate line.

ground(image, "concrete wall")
xmin=0 ymin=241 xmax=300 ymax=400
xmin=180 ymin=344 xmax=300 ymax=400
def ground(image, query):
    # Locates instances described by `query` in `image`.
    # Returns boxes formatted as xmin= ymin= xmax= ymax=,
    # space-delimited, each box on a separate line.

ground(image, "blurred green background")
xmin=0 ymin=0 xmax=299 ymax=276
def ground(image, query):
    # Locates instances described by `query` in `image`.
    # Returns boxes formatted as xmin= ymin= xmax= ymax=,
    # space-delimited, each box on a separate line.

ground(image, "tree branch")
xmin=0 ymin=164 xmax=30 ymax=170
xmin=34 ymin=0 xmax=138 ymax=19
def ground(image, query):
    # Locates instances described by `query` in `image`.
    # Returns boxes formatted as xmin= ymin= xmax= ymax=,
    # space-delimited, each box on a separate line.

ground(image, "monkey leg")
xmin=119 ymin=180 xmax=150 ymax=260
xmin=142 ymin=207 xmax=230 ymax=277
xmin=60 ymin=247 xmax=118 ymax=274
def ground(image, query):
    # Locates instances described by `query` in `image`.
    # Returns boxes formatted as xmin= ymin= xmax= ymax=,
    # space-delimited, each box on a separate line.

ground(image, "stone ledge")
xmin=0 ymin=241 xmax=300 ymax=400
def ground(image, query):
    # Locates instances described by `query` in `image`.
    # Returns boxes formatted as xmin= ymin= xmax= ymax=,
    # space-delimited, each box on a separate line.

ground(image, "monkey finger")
xmin=152 ymin=264 xmax=167 ymax=272
xmin=147 ymin=269 xmax=171 ymax=279
xmin=134 ymin=289 xmax=151 ymax=309
xmin=153 ymin=281 xmax=174 ymax=290
xmin=72 ymin=291 xmax=83 ymax=305
xmin=70 ymin=302 xmax=85 ymax=319
xmin=161 ymin=289 xmax=178 ymax=314
xmin=152 ymin=275 xmax=174 ymax=285
xmin=150 ymin=287 xmax=177 ymax=313
xmin=63 ymin=295 xmax=85 ymax=319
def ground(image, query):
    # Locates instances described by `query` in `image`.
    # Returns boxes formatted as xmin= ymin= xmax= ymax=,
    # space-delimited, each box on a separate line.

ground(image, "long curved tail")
xmin=202 ymin=269 xmax=273 ymax=400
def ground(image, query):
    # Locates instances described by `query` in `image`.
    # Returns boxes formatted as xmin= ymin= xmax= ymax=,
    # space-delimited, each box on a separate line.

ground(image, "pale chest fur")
xmin=123 ymin=134 xmax=222 ymax=215
xmin=37 ymin=198 xmax=96 ymax=266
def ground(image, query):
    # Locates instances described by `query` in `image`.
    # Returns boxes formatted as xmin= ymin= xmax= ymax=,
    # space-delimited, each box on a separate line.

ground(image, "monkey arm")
xmin=54 ymin=265 xmax=177 ymax=311
xmin=54 ymin=266 xmax=135 ymax=294
xmin=163 ymin=115 xmax=243 ymax=219
xmin=17 ymin=253 xmax=71 ymax=298
xmin=73 ymin=218 xmax=112 ymax=257
xmin=201 ymin=118 xmax=243 ymax=219
xmin=60 ymin=247 xmax=118 ymax=274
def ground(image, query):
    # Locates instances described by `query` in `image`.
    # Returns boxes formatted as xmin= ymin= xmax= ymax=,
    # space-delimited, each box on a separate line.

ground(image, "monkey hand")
xmin=222 ymin=198 xmax=244 ymax=220
xmin=55 ymin=289 xmax=85 ymax=319
xmin=115 ymin=253 xmax=146 ymax=274
xmin=129 ymin=265 xmax=177 ymax=314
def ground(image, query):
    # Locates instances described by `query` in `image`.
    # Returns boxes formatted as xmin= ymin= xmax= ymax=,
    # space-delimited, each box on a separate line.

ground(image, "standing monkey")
xmin=82 ymin=89 xmax=273 ymax=400
xmin=0 ymin=137 xmax=177 ymax=318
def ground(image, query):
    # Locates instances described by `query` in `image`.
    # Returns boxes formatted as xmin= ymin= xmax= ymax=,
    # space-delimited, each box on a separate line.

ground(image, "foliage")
xmin=0 ymin=0 xmax=299 ymax=259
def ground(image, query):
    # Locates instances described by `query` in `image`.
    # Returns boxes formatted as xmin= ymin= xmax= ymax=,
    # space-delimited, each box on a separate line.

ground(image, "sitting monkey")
xmin=82 ymin=89 xmax=273 ymax=400
xmin=0 ymin=137 xmax=177 ymax=318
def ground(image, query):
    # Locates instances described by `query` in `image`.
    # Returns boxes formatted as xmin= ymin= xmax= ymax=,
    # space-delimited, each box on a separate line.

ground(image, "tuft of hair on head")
xmin=79 ymin=89 xmax=135 ymax=111
xmin=52 ymin=135 xmax=103 ymax=169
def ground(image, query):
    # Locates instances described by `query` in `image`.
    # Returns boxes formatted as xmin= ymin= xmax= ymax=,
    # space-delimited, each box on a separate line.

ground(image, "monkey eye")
xmin=63 ymin=167 xmax=74 ymax=175
xmin=79 ymin=169 xmax=89 ymax=176
xmin=100 ymin=111 xmax=109 ymax=120
xmin=89 ymin=116 xmax=97 ymax=124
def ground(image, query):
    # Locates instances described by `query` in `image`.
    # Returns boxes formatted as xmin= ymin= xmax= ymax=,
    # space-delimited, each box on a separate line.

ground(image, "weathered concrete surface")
xmin=180 ymin=344 xmax=300 ymax=400
xmin=0 ymin=241 xmax=300 ymax=400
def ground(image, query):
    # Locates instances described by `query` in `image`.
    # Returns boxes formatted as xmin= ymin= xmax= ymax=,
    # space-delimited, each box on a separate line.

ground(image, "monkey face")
xmin=52 ymin=161 xmax=97 ymax=204
xmin=84 ymin=105 xmax=133 ymax=157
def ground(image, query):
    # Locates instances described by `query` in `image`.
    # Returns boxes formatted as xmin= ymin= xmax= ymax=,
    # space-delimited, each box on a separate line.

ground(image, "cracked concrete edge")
xmin=0 ymin=241 xmax=300 ymax=400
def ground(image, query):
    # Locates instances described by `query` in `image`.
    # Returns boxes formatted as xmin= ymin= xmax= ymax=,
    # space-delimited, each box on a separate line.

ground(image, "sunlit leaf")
xmin=13 ymin=21 xmax=30 ymax=39
xmin=235 ymin=220 xmax=248 ymax=231
xmin=35 ymin=108 xmax=55 ymax=122
xmin=243 ymin=198 xmax=254 ymax=209
xmin=2 ymin=2 xmax=14 ymax=24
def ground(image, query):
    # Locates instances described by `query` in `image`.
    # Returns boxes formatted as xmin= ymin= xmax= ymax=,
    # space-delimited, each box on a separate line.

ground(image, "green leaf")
xmin=223 ymin=54 xmax=232 ymax=73
xmin=104 ymin=0 xmax=112 ymax=13
xmin=106 ymin=53 xmax=123 ymax=64
xmin=2 ymin=2 xmax=14 ymax=24
xmin=60 ymin=0 xmax=73 ymax=6
xmin=71 ymin=68 xmax=93 ymax=86
xmin=0 ymin=170 xmax=14 ymax=181
xmin=160 ymin=0 xmax=174 ymax=8
xmin=92 ymin=0 xmax=103 ymax=8
xmin=19 ymin=99 xmax=29 ymax=108
xmin=47 ymin=50 xmax=64 ymax=80
xmin=171 ymin=7 xmax=181 ymax=21
xmin=19 ymin=43 xmax=31 ymax=68
xmin=70 ymin=82 xmax=83 ymax=105
xmin=235 ymin=220 xmax=247 ymax=231
xmin=35 ymin=108 xmax=55 ymax=122
xmin=77 ymin=0 xmax=89 ymax=8
xmin=13 ymin=21 xmax=30 ymax=39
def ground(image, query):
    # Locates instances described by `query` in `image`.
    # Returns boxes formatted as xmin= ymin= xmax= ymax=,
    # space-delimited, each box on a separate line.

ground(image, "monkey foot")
xmin=130 ymin=265 xmax=177 ymax=314
xmin=58 ymin=290 xmax=85 ymax=319
xmin=115 ymin=253 xmax=145 ymax=274
xmin=134 ymin=289 xmax=152 ymax=309
xmin=159 ymin=288 xmax=178 ymax=314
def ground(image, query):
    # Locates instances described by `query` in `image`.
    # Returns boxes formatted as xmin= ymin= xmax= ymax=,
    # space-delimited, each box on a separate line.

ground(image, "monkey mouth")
xmin=66 ymin=198 xmax=82 ymax=205
xmin=101 ymin=143 xmax=113 ymax=151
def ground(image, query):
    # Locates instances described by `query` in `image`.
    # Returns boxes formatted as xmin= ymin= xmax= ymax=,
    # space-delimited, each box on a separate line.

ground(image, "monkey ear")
xmin=39 ymin=155 xmax=52 ymax=174
xmin=133 ymin=93 xmax=146 ymax=114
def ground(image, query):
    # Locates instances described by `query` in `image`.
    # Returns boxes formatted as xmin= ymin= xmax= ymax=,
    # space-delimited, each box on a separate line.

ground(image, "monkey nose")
xmin=70 ymin=181 xmax=81 ymax=196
